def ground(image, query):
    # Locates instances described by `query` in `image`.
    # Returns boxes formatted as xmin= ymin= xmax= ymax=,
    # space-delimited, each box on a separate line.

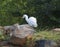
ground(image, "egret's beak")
xmin=22 ymin=17 xmax=23 ymax=18
xmin=22 ymin=16 xmax=24 ymax=18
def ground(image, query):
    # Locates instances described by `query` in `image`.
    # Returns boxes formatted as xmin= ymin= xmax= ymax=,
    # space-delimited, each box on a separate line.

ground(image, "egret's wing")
xmin=29 ymin=17 xmax=37 ymax=23
xmin=28 ymin=17 xmax=37 ymax=27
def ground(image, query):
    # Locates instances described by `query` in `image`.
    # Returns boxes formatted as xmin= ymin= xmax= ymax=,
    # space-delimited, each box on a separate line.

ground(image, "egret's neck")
xmin=25 ymin=16 xmax=28 ymax=22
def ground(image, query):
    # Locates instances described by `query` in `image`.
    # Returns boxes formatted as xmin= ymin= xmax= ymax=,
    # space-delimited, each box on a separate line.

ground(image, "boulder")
xmin=52 ymin=28 xmax=60 ymax=32
xmin=34 ymin=40 xmax=57 ymax=47
xmin=3 ymin=24 xmax=35 ymax=46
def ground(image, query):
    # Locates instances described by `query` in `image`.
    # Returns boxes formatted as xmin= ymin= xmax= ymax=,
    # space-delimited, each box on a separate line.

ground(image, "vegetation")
xmin=33 ymin=31 xmax=60 ymax=41
xmin=0 ymin=0 xmax=60 ymax=29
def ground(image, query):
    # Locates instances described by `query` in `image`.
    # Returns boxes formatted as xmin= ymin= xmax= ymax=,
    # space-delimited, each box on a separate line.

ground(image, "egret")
xmin=22 ymin=14 xmax=38 ymax=27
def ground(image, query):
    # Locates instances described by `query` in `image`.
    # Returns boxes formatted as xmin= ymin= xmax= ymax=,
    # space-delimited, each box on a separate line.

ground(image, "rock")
xmin=52 ymin=28 xmax=60 ymax=32
xmin=9 ymin=36 xmax=27 ymax=46
xmin=0 ymin=41 xmax=8 ymax=46
xmin=3 ymin=24 xmax=35 ymax=46
xmin=0 ymin=26 xmax=3 ymax=29
xmin=1 ymin=46 xmax=10 ymax=47
xmin=34 ymin=40 xmax=57 ymax=47
xmin=12 ymin=24 xmax=35 ymax=38
xmin=56 ymin=40 xmax=60 ymax=47
xmin=4 ymin=24 xmax=35 ymax=38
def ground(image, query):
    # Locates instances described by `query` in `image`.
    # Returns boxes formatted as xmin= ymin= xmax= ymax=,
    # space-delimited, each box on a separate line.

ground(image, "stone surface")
xmin=3 ymin=24 xmax=35 ymax=38
xmin=3 ymin=24 xmax=35 ymax=46
xmin=52 ymin=28 xmax=60 ymax=31
xmin=34 ymin=40 xmax=57 ymax=47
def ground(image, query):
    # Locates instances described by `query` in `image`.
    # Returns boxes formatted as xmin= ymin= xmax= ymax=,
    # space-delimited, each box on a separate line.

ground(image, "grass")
xmin=0 ymin=29 xmax=5 ymax=40
xmin=26 ymin=30 xmax=60 ymax=47
xmin=33 ymin=30 xmax=60 ymax=41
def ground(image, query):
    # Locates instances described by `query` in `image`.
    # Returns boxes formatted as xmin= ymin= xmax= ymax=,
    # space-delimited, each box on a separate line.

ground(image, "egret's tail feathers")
xmin=34 ymin=24 xmax=38 ymax=27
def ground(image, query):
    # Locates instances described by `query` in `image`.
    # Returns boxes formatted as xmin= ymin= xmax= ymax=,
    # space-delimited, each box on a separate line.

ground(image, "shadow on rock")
xmin=34 ymin=39 xmax=58 ymax=47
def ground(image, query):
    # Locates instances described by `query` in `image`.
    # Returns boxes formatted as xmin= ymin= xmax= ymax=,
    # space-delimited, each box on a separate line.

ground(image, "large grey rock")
xmin=3 ymin=24 xmax=35 ymax=38
xmin=2 ymin=24 xmax=35 ymax=46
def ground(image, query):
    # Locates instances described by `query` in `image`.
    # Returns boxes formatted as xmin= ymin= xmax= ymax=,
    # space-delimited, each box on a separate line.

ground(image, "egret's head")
xmin=22 ymin=14 xmax=28 ymax=18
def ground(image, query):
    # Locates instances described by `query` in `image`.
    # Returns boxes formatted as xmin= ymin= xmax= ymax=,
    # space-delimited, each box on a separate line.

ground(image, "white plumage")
xmin=22 ymin=14 xmax=38 ymax=27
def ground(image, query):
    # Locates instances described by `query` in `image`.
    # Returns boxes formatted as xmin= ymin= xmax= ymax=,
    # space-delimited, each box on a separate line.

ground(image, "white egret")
xmin=22 ymin=14 xmax=38 ymax=27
